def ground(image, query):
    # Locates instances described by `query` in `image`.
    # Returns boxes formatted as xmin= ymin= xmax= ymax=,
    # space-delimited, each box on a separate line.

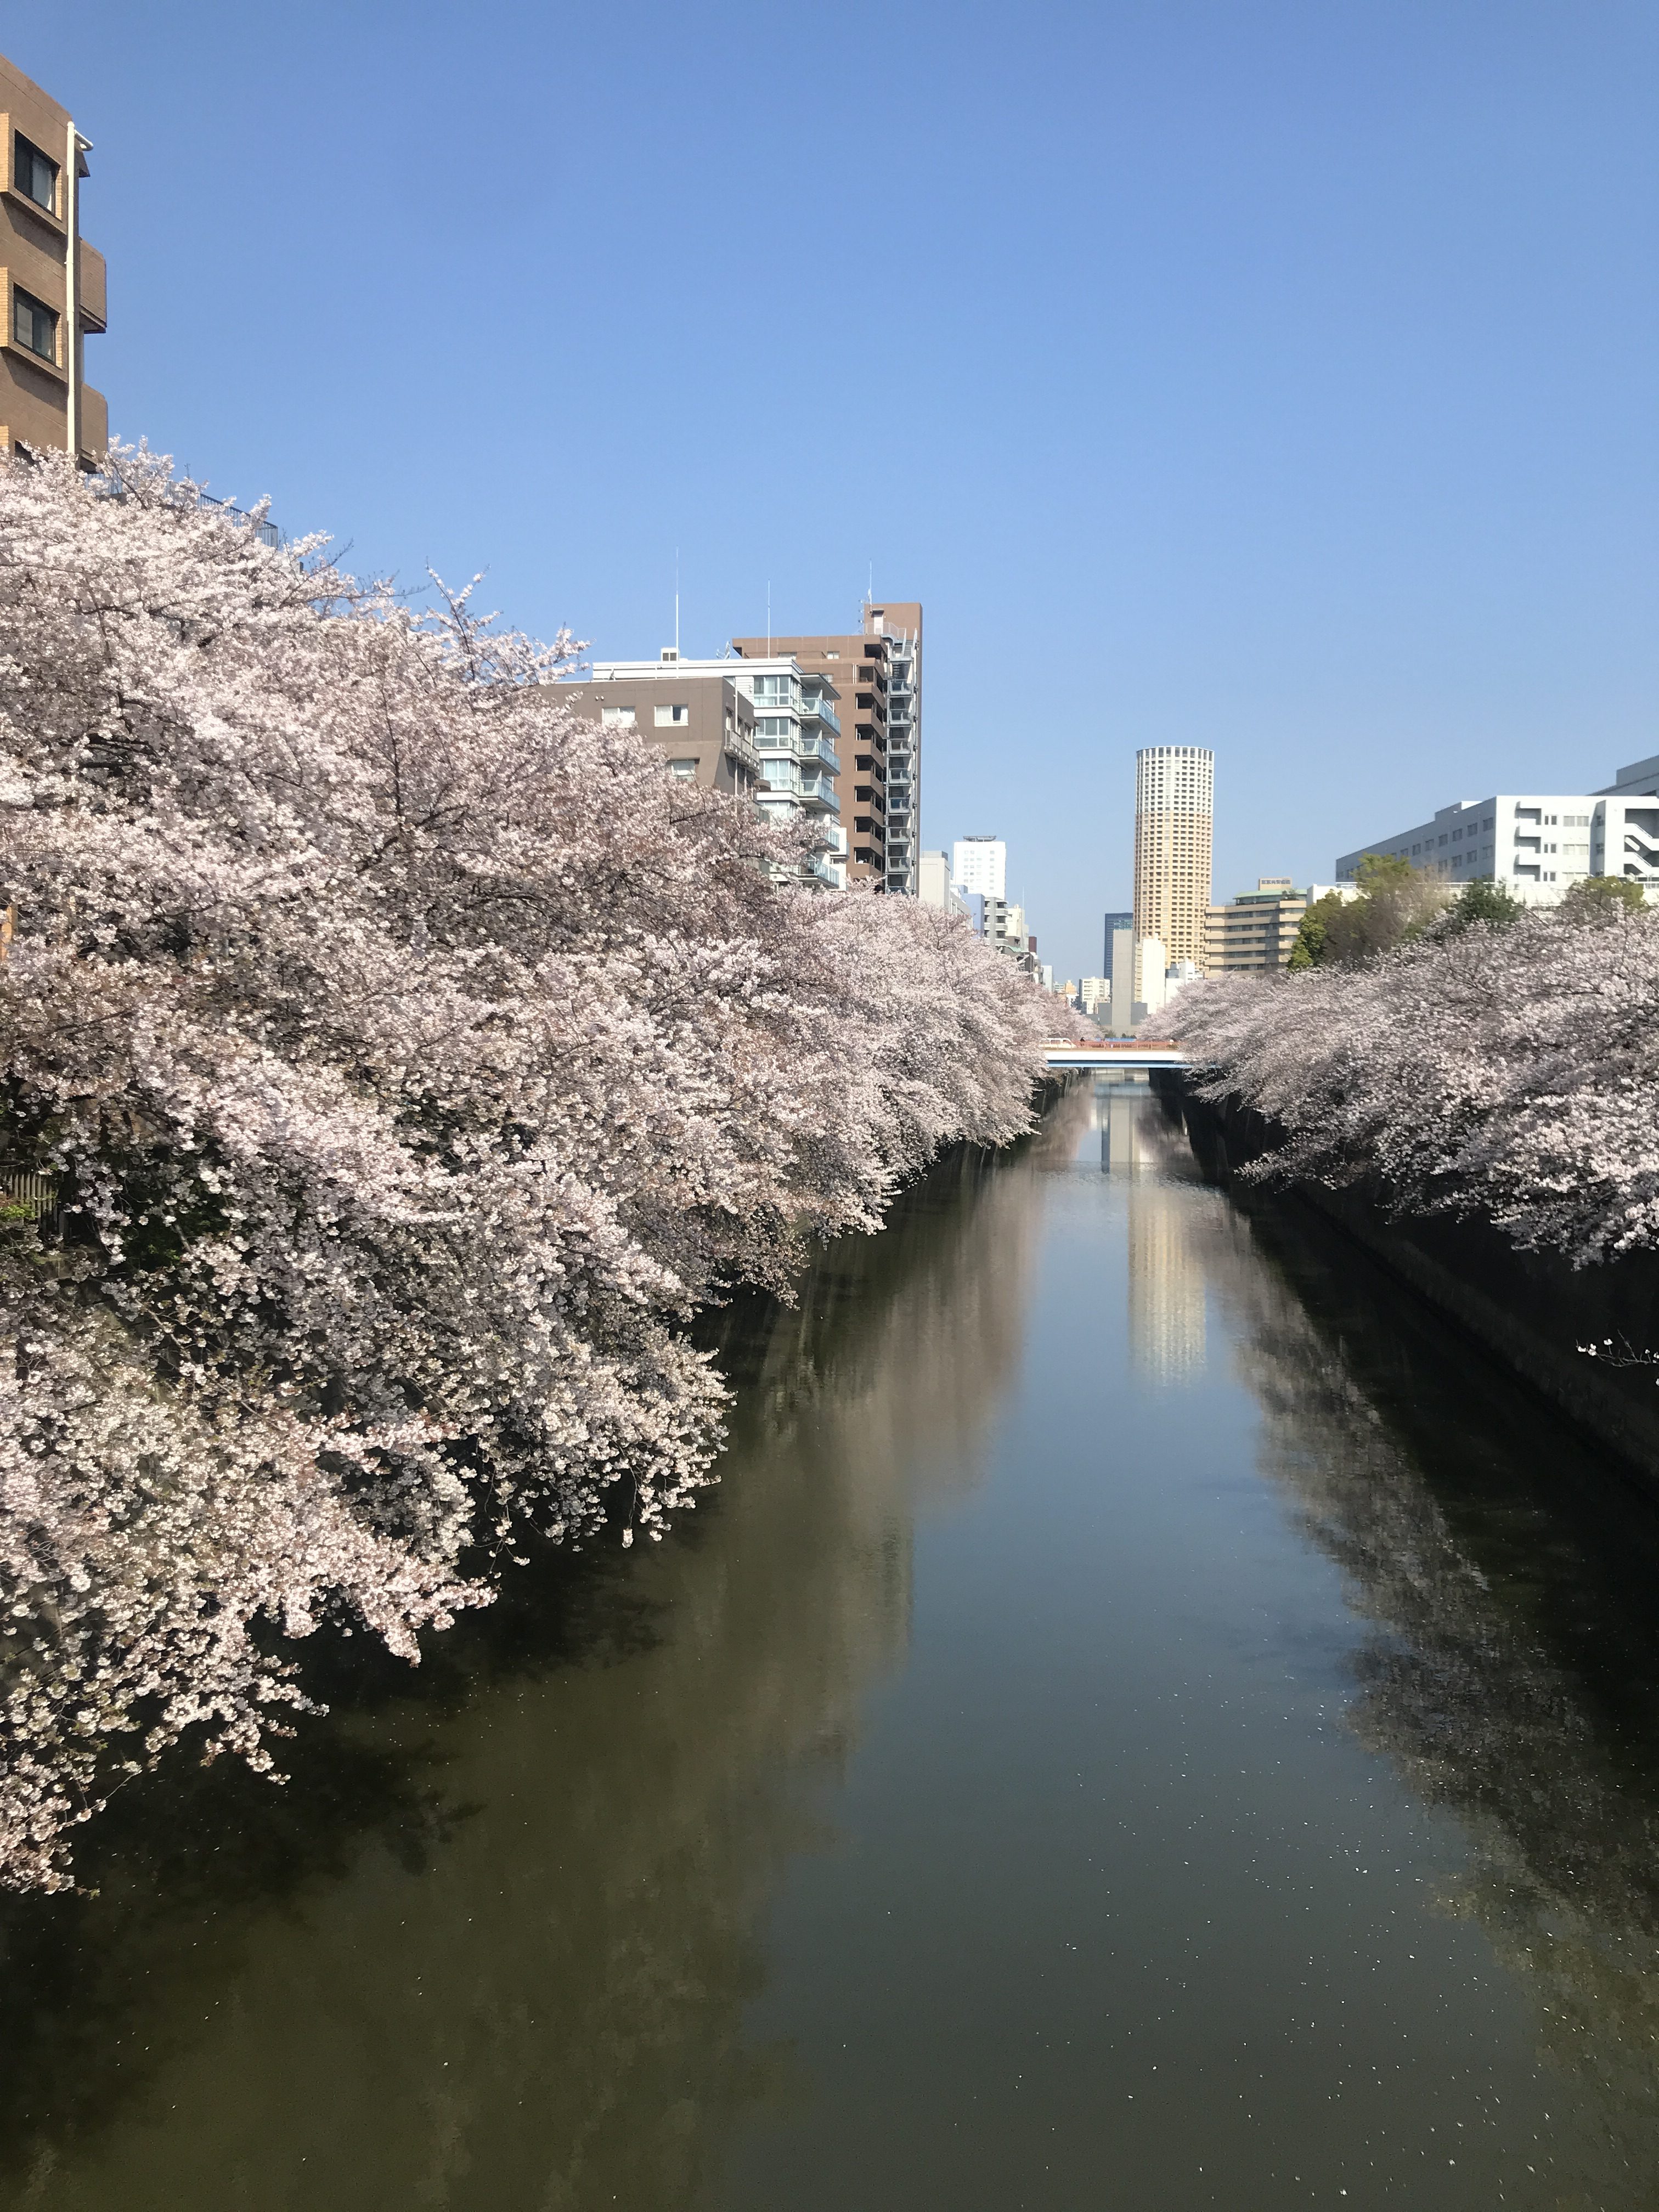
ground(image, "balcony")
xmin=80 ymin=241 xmax=107 ymax=333
xmin=78 ymin=381 xmax=107 ymax=463
xmin=799 ymin=695 xmax=842 ymax=734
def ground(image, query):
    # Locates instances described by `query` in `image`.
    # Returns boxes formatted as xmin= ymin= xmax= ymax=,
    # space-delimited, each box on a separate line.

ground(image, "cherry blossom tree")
xmin=0 ymin=446 xmax=1052 ymax=1888
xmin=1167 ymin=901 xmax=1659 ymax=1265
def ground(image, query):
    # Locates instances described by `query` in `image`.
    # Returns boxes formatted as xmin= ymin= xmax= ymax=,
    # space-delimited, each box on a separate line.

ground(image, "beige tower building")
xmin=1 ymin=52 xmax=106 ymax=465
xmin=1133 ymin=746 xmax=1214 ymax=974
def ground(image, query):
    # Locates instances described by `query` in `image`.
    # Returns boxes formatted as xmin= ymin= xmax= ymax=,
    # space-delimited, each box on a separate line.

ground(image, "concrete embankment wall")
xmin=1153 ymin=1070 xmax=1659 ymax=1491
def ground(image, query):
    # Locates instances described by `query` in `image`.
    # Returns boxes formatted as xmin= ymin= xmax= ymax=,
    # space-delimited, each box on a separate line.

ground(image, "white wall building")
xmin=1336 ymin=757 xmax=1659 ymax=902
xmin=952 ymin=836 xmax=1007 ymax=902
xmin=918 ymin=850 xmax=970 ymax=918
xmin=1107 ymin=921 xmax=1137 ymax=1036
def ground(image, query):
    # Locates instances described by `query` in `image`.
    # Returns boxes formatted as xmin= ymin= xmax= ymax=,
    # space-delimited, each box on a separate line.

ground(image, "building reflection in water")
xmin=1096 ymin=1076 xmax=1208 ymax=1387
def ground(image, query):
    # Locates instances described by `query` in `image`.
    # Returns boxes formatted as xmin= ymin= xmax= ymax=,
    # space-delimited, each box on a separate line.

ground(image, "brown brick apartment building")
xmin=734 ymin=599 xmax=921 ymax=892
xmin=2 ymin=51 xmax=106 ymax=465
xmin=559 ymin=653 xmax=765 ymax=801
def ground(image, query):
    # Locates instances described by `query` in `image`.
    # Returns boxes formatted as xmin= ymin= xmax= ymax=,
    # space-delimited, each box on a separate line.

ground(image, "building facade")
xmin=918 ymin=849 xmax=970 ymax=918
xmin=1133 ymin=747 xmax=1214 ymax=973
xmin=1336 ymin=762 xmax=1659 ymax=902
xmin=952 ymin=836 xmax=1006 ymax=902
xmin=2 ymin=52 xmax=106 ymax=465
xmin=734 ymin=599 xmax=921 ymax=892
xmin=1203 ymin=878 xmax=1344 ymax=972
xmin=1101 ymin=910 xmax=1132 ymax=977
xmin=562 ymin=651 xmax=847 ymax=888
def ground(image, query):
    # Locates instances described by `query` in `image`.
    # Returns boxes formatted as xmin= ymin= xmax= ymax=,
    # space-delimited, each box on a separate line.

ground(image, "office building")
xmin=1102 ymin=910 xmax=1132 ymax=977
xmin=1133 ymin=748 xmax=1214 ymax=974
xmin=735 ymin=599 xmax=921 ymax=892
xmin=918 ymin=849 xmax=970 ymax=919
xmin=1336 ymin=760 xmax=1659 ymax=902
xmin=1106 ymin=918 xmax=1137 ymax=1036
xmin=1204 ymin=879 xmax=1349 ymax=971
xmin=953 ymin=836 xmax=1007 ymax=902
xmin=562 ymin=652 xmax=846 ymax=888
xmin=2 ymin=53 xmax=106 ymax=465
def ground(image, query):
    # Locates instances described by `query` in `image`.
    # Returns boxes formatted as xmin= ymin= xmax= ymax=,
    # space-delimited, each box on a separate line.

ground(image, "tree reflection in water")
xmin=1189 ymin=1146 xmax=1659 ymax=2174
xmin=0 ymin=1115 xmax=1068 ymax=2212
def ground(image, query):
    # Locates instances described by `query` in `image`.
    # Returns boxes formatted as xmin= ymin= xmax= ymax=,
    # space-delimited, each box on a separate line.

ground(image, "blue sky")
xmin=18 ymin=1 xmax=1658 ymax=978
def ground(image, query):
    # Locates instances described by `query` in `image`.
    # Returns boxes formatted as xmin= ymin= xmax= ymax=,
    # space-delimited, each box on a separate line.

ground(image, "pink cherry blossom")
xmin=0 ymin=445 xmax=1053 ymax=1889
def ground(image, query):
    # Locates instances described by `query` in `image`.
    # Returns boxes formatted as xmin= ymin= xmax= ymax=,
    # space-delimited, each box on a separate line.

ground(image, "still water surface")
xmin=5 ymin=1084 xmax=1659 ymax=2208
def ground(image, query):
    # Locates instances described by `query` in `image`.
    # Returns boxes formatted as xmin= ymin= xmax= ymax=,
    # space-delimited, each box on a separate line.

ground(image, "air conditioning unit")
xmin=660 ymin=647 xmax=679 ymax=662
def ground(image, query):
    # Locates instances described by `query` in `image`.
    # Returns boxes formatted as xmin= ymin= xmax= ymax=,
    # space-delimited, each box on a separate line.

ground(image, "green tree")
xmin=1437 ymin=877 xmax=1525 ymax=935
xmin=1289 ymin=894 xmax=1341 ymax=969
xmin=1299 ymin=854 xmax=1451 ymax=968
xmin=1560 ymin=874 xmax=1649 ymax=922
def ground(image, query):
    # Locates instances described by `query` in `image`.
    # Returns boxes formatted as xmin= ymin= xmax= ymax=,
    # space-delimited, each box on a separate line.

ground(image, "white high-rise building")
xmin=952 ymin=836 xmax=1007 ymax=902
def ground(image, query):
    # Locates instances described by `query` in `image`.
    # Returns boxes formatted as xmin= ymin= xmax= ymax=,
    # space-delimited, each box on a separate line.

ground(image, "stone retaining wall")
xmin=1157 ymin=1072 xmax=1659 ymax=1490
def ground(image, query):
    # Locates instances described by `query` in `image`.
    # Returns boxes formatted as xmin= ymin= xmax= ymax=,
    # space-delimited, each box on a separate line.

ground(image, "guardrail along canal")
xmin=5 ymin=1081 xmax=1659 ymax=2209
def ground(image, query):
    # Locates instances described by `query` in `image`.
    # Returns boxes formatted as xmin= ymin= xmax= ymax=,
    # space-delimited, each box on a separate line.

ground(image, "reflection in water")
xmin=0 ymin=1128 xmax=1063 ymax=2212
xmin=1097 ymin=1079 xmax=1209 ymax=1386
xmin=1190 ymin=1163 xmax=1659 ymax=2183
xmin=9 ymin=1086 xmax=1659 ymax=2206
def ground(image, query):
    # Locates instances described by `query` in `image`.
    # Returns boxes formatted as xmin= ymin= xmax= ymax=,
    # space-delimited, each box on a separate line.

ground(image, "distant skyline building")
xmin=1335 ymin=757 xmax=1659 ymax=902
xmin=1133 ymin=747 xmax=1214 ymax=974
xmin=736 ymin=599 xmax=921 ymax=894
xmin=1203 ymin=878 xmax=1350 ymax=971
xmin=952 ymin=837 xmax=1007 ymax=901
xmin=1102 ymin=910 xmax=1132 ymax=977
xmin=918 ymin=850 xmax=970 ymax=919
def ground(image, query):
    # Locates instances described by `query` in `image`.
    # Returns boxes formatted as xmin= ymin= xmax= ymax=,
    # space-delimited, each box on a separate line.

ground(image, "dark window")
xmin=12 ymin=286 xmax=57 ymax=363
xmin=14 ymin=134 xmax=58 ymax=214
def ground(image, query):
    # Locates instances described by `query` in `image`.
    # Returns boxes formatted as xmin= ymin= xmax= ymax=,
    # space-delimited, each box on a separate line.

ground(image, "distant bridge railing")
xmin=1041 ymin=1040 xmax=1187 ymax=1071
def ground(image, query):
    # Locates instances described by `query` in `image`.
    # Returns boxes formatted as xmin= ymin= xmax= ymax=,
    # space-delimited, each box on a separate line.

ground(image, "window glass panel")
xmin=15 ymin=136 xmax=58 ymax=212
xmin=12 ymin=288 xmax=56 ymax=360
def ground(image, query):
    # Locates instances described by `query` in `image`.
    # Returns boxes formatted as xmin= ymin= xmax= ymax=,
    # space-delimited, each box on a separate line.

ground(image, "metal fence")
xmin=0 ymin=1167 xmax=60 ymax=1222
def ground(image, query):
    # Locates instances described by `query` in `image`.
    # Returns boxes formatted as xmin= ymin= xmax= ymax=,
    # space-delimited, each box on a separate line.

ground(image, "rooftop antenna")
xmin=674 ymin=547 xmax=680 ymax=657
xmin=766 ymin=580 xmax=771 ymax=656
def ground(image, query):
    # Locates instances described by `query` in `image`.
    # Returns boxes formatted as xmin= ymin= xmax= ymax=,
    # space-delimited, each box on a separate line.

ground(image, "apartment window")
xmin=11 ymin=286 xmax=57 ymax=363
xmin=668 ymin=758 xmax=697 ymax=779
xmin=654 ymin=703 xmax=691 ymax=727
xmin=13 ymin=134 xmax=58 ymax=215
xmin=600 ymin=705 xmax=636 ymax=727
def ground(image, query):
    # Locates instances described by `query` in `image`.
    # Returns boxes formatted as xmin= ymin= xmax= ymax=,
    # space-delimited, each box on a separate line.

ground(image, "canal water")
xmin=4 ymin=1082 xmax=1659 ymax=2209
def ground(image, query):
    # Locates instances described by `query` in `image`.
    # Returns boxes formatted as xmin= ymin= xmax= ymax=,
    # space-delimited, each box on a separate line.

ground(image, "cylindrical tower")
xmin=1132 ymin=747 xmax=1214 ymax=976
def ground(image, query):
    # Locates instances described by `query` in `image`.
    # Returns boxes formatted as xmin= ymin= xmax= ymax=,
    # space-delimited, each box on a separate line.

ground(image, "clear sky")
xmin=16 ymin=1 xmax=1658 ymax=979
